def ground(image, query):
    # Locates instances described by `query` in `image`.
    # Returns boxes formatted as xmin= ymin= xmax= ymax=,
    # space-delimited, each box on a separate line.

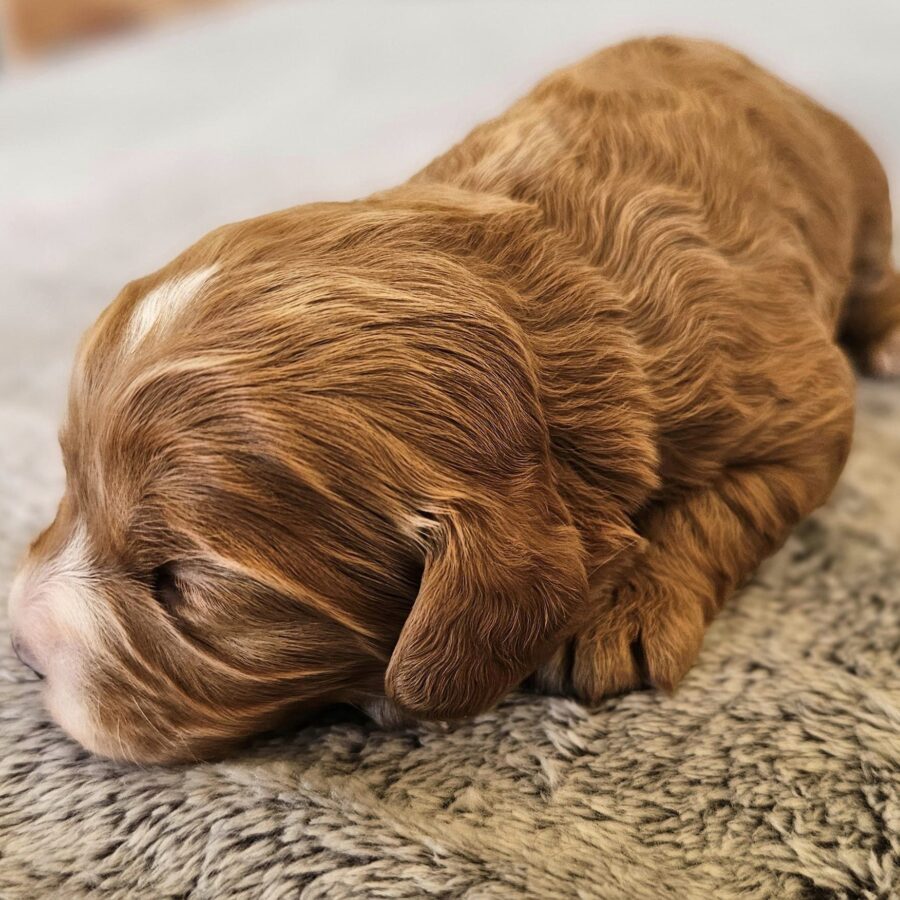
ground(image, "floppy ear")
xmin=384 ymin=484 xmax=589 ymax=720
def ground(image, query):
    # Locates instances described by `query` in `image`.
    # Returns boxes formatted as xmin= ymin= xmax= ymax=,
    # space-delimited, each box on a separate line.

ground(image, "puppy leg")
xmin=568 ymin=467 xmax=821 ymax=698
xmin=563 ymin=349 xmax=856 ymax=701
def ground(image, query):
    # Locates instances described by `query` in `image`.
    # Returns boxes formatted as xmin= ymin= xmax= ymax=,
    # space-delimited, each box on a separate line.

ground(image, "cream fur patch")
xmin=125 ymin=265 xmax=218 ymax=351
xmin=8 ymin=523 xmax=101 ymax=668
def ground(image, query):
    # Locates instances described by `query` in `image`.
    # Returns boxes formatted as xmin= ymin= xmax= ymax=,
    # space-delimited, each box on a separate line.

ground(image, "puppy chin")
xmin=44 ymin=673 xmax=106 ymax=758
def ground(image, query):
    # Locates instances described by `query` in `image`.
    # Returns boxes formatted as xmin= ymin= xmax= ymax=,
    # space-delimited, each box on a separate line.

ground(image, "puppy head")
xmin=8 ymin=201 xmax=590 ymax=763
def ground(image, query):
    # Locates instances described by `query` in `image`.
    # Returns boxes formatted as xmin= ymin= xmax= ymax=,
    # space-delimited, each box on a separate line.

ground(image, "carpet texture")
xmin=2 ymin=3 xmax=899 ymax=898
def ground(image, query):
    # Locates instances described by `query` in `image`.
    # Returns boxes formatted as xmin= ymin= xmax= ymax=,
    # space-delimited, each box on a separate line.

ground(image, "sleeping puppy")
xmin=9 ymin=37 xmax=900 ymax=763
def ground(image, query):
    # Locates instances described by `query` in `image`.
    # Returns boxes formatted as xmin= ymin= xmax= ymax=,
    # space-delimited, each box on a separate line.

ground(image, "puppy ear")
xmin=384 ymin=485 xmax=589 ymax=720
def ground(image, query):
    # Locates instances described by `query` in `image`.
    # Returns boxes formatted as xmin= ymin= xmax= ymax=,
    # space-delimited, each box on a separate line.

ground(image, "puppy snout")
xmin=11 ymin=634 xmax=45 ymax=679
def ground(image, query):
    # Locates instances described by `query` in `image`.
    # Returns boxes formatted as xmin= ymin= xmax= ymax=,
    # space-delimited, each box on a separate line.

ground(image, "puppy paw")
xmin=867 ymin=327 xmax=900 ymax=378
xmin=568 ymin=580 xmax=707 ymax=702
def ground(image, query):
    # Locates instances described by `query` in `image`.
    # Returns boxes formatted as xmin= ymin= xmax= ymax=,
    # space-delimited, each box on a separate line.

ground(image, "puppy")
xmin=9 ymin=37 xmax=900 ymax=763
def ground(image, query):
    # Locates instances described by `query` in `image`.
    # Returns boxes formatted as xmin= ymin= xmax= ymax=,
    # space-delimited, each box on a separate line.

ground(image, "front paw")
xmin=538 ymin=578 xmax=708 ymax=702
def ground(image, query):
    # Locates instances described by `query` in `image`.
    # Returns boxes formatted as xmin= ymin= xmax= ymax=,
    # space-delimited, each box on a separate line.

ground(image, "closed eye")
xmin=151 ymin=563 xmax=183 ymax=612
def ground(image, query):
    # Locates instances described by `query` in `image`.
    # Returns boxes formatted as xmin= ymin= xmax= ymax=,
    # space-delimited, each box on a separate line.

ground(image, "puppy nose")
xmin=11 ymin=635 xmax=44 ymax=679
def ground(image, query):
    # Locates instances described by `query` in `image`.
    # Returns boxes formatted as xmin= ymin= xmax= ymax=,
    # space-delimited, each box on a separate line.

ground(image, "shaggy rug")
xmin=1 ymin=3 xmax=899 ymax=898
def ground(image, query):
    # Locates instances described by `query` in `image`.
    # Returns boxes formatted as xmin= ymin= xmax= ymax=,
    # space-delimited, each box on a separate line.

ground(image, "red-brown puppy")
xmin=9 ymin=37 xmax=900 ymax=762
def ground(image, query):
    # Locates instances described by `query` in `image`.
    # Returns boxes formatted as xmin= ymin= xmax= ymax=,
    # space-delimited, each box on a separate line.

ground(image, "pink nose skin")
xmin=11 ymin=635 xmax=44 ymax=679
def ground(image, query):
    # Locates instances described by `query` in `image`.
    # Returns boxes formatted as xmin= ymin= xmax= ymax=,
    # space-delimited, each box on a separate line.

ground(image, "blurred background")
xmin=1 ymin=0 xmax=898 ymax=430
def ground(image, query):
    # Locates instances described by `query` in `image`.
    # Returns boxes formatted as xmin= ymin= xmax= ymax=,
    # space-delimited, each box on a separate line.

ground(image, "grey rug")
xmin=2 ymin=3 xmax=899 ymax=898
